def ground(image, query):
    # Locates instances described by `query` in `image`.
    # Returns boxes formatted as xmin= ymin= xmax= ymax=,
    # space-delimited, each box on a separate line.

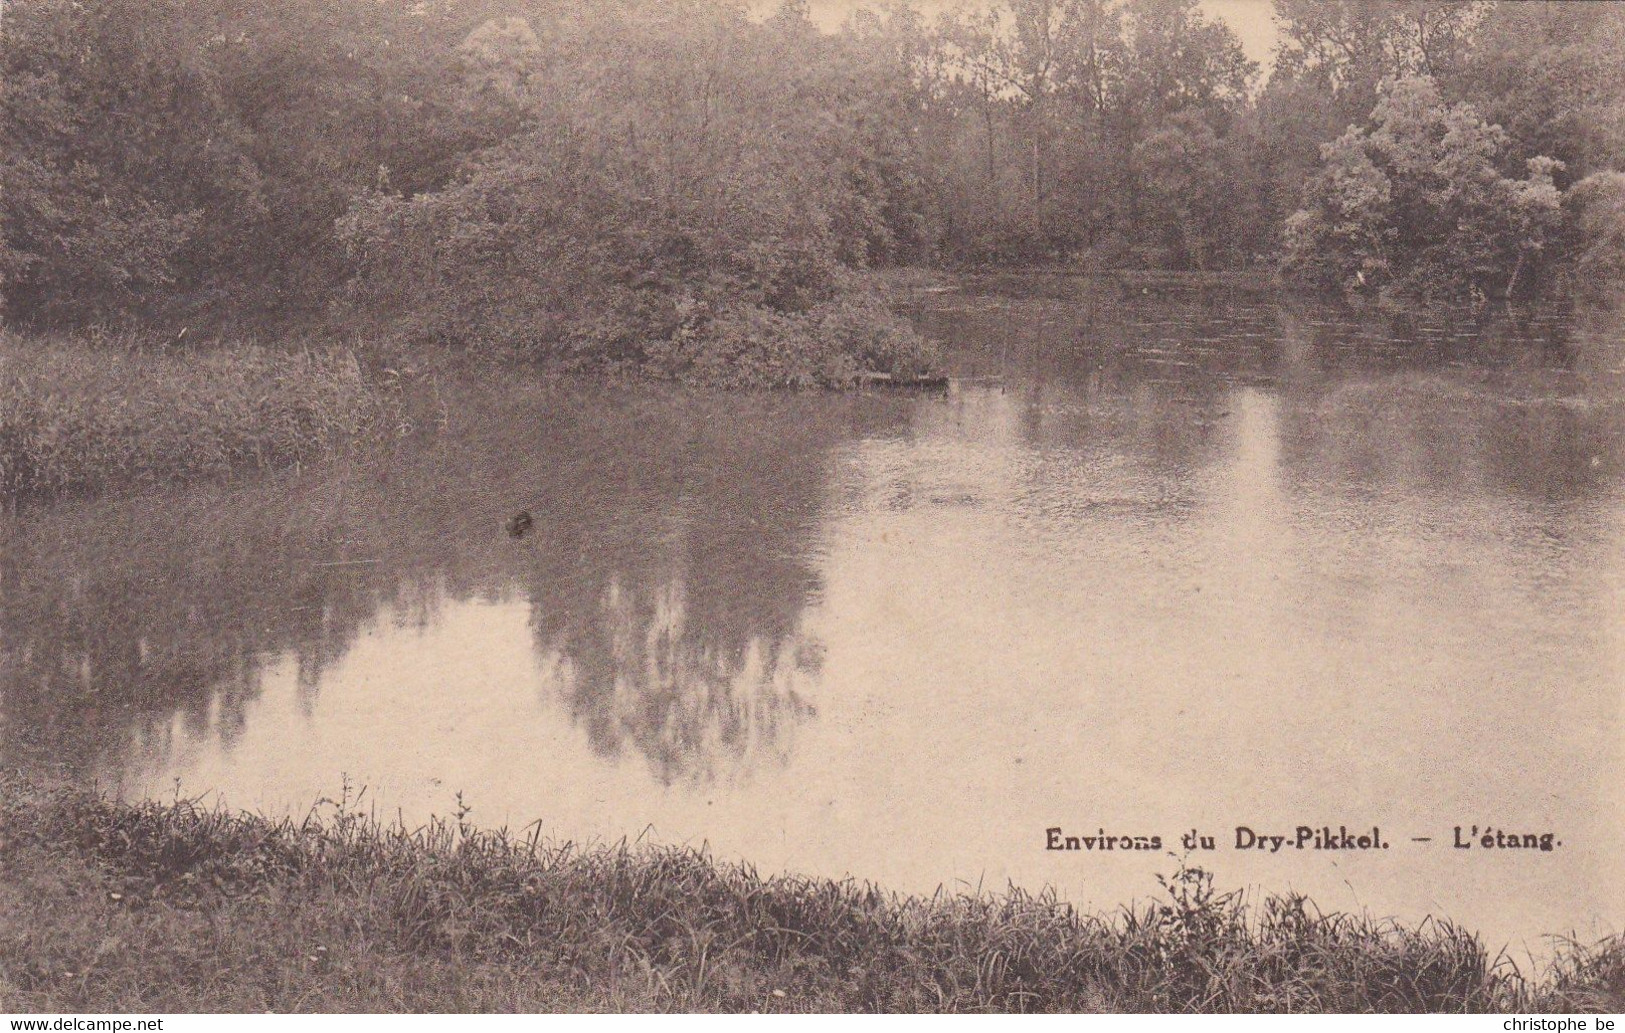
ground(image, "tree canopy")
xmin=2 ymin=0 xmax=1623 ymax=342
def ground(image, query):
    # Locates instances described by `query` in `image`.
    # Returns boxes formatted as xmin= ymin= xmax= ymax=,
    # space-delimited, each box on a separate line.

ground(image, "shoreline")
xmin=1 ymin=778 xmax=1618 ymax=1013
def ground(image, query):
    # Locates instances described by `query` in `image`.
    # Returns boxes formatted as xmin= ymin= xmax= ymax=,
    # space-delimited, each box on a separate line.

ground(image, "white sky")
xmin=758 ymin=0 xmax=1283 ymax=71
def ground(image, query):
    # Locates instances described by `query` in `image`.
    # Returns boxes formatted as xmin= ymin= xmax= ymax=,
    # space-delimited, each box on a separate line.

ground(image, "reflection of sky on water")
xmin=2 ymin=286 xmax=1622 ymax=959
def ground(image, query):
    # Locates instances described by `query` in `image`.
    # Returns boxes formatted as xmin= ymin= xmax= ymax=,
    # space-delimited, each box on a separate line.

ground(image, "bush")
xmin=337 ymin=132 xmax=940 ymax=389
xmin=638 ymin=279 xmax=938 ymax=389
xmin=1281 ymin=77 xmax=1565 ymax=303
xmin=331 ymin=5 xmax=942 ymax=389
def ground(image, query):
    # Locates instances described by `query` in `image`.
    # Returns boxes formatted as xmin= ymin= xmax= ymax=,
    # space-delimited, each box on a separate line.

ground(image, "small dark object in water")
xmin=506 ymin=510 xmax=534 ymax=538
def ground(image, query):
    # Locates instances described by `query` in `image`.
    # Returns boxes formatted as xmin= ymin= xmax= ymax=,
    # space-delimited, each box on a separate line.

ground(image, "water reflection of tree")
xmin=1270 ymin=304 xmax=1625 ymax=500
xmin=521 ymin=397 xmax=861 ymax=786
xmin=915 ymin=285 xmax=1255 ymax=486
xmin=0 ymin=386 xmax=894 ymax=790
xmin=0 ymin=481 xmax=388 ymax=781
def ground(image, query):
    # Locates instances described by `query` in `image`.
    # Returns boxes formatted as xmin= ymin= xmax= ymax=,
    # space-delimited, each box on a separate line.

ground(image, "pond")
xmin=3 ymin=276 xmax=1622 ymax=962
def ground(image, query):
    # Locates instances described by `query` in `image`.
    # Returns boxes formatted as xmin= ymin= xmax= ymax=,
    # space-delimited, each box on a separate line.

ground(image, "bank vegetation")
xmin=0 ymin=779 xmax=1619 ymax=1013
xmin=0 ymin=331 xmax=394 ymax=501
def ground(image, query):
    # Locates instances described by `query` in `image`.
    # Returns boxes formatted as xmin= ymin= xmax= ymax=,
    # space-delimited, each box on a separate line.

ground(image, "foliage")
xmin=639 ymin=279 xmax=940 ymax=389
xmin=923 ymin=0 xmax=1260 ymax=266
xmin=0 ymin=0 xmax=252 ymax=323
xmin=2 ymin=777 xmax=1621 ymax=1012
xmin=1450 ymin=2 xmax=1625 ymax=186
xmin=3 ymin=0 xmax=1622 ymax=334
xmin=336 ymin=2 xmax=938 ymax=386
xmin=1563 ymin=172 xmax=1625 ymax=304
xmin=1281 ymin=77 xmax=1565 ymax=302
xmin=1131 ymin=111 xmax=1255 ymax=270
xmin=1272 ymin=1 xmax=1487 ymax=117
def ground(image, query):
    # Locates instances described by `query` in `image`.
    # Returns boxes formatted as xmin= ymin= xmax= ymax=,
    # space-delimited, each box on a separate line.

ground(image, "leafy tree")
xmin=1261 ymin=0 xmax=1489 ymax=257
xmin=1273 ymin=0 xmax=1486 ymax=122
xmin=337 ymin=4 xmax=936 ymax=384
xmin=1281 ymin=130 xmax=1394 ymax=292
xmin=0 ymin=0 xmax=505 ymax=326
xmin=1282 ymin=76 xmax=1563 ymax=302
xmin=1451 ymin=2 xmax=1625 ymax=185
xmin=1133 ymin=111 xmax=1223 ymax=268
xmin=1133 ymin=110 xmax=1265 ymax=269
xmin=1119 ymin=0 xmax=1254 ymax=122
xmin=922 ymin=0 xmax=1255 ymax=264
xmin=7 ymin=0 xmax=1614 ymax=337
xmin=197 ymin=0 xmax=506 ymax=320
xmin=0 ymin=0 xmax=259 ymax=324
xmin=1563 ymin=171 xmax=1625 ymax=301
xmin=1105 ymin=0 xmax=1255 ymax=262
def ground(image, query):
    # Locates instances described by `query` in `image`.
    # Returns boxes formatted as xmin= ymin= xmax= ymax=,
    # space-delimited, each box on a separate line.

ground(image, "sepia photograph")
xmin=0 ymin=0 xmax=1622 ymax=1016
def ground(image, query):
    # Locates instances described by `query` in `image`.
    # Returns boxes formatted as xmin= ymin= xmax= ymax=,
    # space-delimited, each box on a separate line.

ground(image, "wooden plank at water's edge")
xmin=855 ymin=371 xmax=950 ymax=390
xmin=1110 ymin=269 xmax=1278 ymax=295
xmin=858 ymin=373 xmax=1007 ymax=393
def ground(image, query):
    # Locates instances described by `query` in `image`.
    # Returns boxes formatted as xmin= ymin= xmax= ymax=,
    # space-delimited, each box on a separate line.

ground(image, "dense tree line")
xmin=2 ymin=0 xmax=1623 ymax=361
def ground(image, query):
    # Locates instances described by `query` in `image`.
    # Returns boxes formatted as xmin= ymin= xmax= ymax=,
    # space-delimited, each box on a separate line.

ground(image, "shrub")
xmin=638 ymin=280 xmax=938 ymax=390
xmin=1281 ymin=77 xmax=1565 ymax=303
xmin=337 ymin=139 xmax=940 ymax=389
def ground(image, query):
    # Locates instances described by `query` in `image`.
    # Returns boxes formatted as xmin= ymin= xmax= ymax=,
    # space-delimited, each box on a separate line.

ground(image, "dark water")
xmin=4 ymin=278 xmax=1622 ymax=960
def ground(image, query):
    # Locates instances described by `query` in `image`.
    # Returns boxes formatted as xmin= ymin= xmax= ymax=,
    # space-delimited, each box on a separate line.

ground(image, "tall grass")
xmin=1 ymin=777 xmax=1618 ymax=1013
xmin=0 ymin=330 xmax=393 ymax=500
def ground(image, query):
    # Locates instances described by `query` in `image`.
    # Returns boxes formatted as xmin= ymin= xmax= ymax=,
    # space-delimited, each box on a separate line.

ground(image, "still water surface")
xmin=4 ymin=278 xmax=1622 ymax=959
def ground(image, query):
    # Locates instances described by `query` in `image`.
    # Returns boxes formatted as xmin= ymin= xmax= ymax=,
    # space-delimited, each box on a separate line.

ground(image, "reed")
xmin=1 ymin=777 xmax=1618 ymax=1013
xmin=0 ymin=331 xmax=393 ymax=501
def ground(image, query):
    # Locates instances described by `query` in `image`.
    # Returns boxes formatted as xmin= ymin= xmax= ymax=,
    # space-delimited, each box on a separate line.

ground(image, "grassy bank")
xmin=0 ymin=780 xmax=1618 ymax=1013
xmin=0 ymin=332 xmax=395 ymax=501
